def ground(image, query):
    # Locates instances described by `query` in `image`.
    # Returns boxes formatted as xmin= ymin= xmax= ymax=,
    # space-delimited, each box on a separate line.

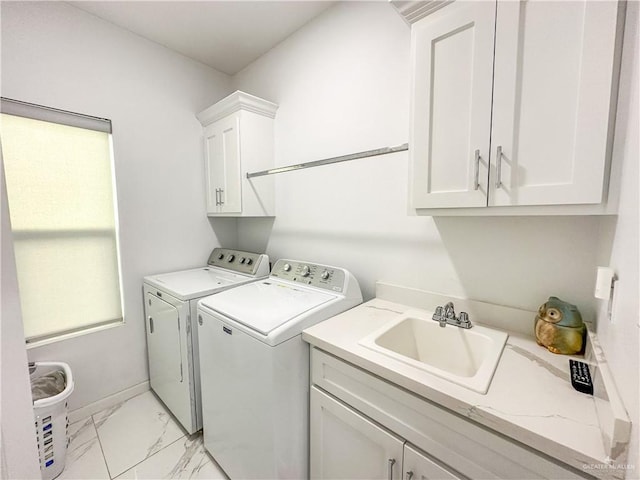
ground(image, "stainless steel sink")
xmin=359 ymin=312 xmax=508 ymax=394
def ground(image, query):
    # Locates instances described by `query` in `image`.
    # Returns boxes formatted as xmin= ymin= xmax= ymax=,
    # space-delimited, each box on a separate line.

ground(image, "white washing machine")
xmin=197 ymin=259 xmax=362 ymax=479
xmin=143 ymin=248 xmax=269 ymax=434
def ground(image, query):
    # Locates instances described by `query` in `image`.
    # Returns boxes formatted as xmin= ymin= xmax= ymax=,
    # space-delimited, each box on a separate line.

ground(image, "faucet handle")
xmin=458 ymin=311 xmax=472 ymax=328
xmin=432 ymin=306 xmax=444 ymax=321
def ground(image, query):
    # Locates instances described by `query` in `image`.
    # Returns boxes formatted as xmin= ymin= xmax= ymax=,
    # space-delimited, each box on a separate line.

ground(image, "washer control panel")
xmin=207 ymin=248 xmax=266 ymax=275
xmin=271 ymin=260 xmax=346 ymax=292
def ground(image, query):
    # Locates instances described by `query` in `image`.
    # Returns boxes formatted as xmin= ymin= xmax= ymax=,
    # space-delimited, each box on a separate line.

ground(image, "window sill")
xmin=26 ymin=319 xmax=125 ymax=350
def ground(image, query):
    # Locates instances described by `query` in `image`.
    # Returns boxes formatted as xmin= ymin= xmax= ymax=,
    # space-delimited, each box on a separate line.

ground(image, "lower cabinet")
xmin=404 ymin=444 xmax=462 ymax=480
xmin=310 ymin=387 xmax=463 ymax=480
xmin=309 ymin=348 xmax=587 ymax=480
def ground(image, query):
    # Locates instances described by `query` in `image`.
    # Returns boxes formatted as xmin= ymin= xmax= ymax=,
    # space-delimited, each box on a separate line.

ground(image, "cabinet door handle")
xmin=388 ymin=459 xmax=396 ymax=480
xmin=495 ymin=145 xmax=503 ymax=188
xmin=473 ymin=149 xmax=481 ymax=191
xmin=219 ymin=188 xmax=224 ymax=205
xmin=406 ymin=472 xmax=414 ymax=480
xmin=215 ymin=188 xmax=220 ymax=206
xmin=149 ymin=317 xmax=154 ymax=334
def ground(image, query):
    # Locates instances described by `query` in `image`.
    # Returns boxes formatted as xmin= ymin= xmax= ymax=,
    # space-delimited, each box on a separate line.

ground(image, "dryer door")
xmin=145 ymin=292 xmax=192 ymax=430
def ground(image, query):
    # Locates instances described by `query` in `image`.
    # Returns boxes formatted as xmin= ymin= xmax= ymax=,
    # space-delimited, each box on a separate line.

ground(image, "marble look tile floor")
xmin=58 ymin=391 xmax=227 ymax=480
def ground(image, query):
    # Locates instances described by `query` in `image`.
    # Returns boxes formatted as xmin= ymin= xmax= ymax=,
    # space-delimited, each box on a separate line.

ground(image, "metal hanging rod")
xmin=246 ymin=143 xmax=409 ymax=178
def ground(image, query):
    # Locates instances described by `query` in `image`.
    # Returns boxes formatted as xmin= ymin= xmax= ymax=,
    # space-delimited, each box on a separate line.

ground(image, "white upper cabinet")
xmin=197 ymin=91 xmax=278 ymax=217
xmin=410 ymin=1 xmax=495 ymax=209
xmin=408 ymin=0 xmax=624 ymax=214
xmin=203 ymin=113 xmax=242 ymax=214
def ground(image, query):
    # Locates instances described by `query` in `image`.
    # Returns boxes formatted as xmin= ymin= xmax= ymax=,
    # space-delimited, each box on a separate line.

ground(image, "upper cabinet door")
xmin=410 ymin=1 xmax=496 ymax=209
xmin=203 ymin=124 xmax=220 ymax=214
xmin=489 ymin=0 xmax=622 ymax=206
xmin=204 ymin=114 xmax=242 ymax=214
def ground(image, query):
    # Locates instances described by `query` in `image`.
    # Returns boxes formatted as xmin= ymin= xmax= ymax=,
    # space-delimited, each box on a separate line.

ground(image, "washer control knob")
xmin=301 ymin=265 xmax=311 ymax=277
xmin=217 ymin=253 xmax=224 ymax=260
xmin=321 ymin=270 xmax=330 ymax=280
xmin=239 ymin=257 xmax=246 ymax=264
xmin=198 ymin=315 xmax=203 ymax=326
xmin=283 ymin=263 xmax=292 ymax=272
xmin=246 ymin=258 xmax=253 ymax=265
xmin=227 ymin=254 xmax=235 ymax=262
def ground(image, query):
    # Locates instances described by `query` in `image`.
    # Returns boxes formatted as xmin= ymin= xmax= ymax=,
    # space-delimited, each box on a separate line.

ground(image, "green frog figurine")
xmin=534 ymin=296 xmax=585 ymax=355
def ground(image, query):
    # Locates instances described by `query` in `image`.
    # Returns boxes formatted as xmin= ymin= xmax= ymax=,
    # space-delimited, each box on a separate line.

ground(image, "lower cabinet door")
xmin=310 ymin=386 xmax=404 ymax=480
xmin=403 ymin=444 xmax=464 ymax=480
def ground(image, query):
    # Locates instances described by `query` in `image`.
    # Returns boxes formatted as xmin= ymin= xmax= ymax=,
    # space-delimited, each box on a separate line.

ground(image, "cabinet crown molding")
xmin=197 ymin=90 xmax=278 ymax=126
xmin=389 ymin=0 xmax=453 ymax=25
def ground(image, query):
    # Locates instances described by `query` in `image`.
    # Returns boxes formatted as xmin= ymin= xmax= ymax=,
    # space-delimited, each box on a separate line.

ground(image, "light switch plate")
xmin=594 ymin=267 xmax=615 ymax=299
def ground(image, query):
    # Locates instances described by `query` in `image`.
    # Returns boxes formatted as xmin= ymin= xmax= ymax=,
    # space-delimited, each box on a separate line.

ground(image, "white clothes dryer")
xmin=197 ymin=259 xmax=362 ymax=479
xmin=143 ymin=248 xmax=269 ymax=434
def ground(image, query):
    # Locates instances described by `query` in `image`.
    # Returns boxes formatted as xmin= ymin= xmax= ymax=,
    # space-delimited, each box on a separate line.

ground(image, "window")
xmin=0 ymin=98 xmax=123 ymax=344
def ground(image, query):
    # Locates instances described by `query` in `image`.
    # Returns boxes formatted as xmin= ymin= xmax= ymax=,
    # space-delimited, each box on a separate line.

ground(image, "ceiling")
xmin=68 ymin=1 xmax=335 ymax=76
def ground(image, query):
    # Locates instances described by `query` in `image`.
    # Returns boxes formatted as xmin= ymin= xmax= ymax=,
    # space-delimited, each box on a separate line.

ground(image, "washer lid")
xmin=144 ymin=267 xmax=254 ymax=300
xmin=199 ymin=280 xmax=336 ymax=335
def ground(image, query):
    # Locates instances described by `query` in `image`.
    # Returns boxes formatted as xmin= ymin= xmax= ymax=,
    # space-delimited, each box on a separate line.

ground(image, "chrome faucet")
xmin=432 ymin=302 xmax=472 ymax=329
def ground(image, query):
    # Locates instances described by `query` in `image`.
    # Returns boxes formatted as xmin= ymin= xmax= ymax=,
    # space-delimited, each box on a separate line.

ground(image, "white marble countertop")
xmin=303 ymin=296 xmax=624 ymax=479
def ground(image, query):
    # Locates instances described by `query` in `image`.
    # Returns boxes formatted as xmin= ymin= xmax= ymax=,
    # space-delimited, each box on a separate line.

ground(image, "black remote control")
xmin=569 ymin=360 xmax=593 ymax=395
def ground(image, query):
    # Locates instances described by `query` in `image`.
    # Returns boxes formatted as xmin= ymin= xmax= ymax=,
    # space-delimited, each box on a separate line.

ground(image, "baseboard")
xmin=68 ymin=381 xmax=150 ymax=424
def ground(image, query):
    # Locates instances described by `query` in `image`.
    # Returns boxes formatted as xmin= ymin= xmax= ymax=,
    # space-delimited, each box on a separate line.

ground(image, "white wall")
xmin=233 ymin=1 xmax=602 ymax=319
xmin=234 ymin=0 xmax=640 ymax=469
xmin=1 ymin=154 xmax=41 ymax=480
xmin=0 ymin=1 xmax=234 ymax=410
xmin=1 ymin=0 xmax=637 ymax=473
xmin=595 ymin=1 xmax=640 ymax=469
xmin=234 ymin=1 xmax=639 ymax=467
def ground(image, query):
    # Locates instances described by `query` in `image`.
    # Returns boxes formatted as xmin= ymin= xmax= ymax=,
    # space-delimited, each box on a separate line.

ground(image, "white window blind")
xmin=0 ymin=98 xmax=123 ymax=344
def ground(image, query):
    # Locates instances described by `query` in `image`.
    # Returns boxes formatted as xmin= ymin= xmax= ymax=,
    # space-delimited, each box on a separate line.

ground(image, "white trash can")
xmin=30 ymin=362 xmax=74 ymax=480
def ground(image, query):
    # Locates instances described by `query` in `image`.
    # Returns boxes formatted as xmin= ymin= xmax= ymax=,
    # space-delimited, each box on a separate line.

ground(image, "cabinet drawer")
xmin=311 ymin=348 xmax=588 ymax=480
